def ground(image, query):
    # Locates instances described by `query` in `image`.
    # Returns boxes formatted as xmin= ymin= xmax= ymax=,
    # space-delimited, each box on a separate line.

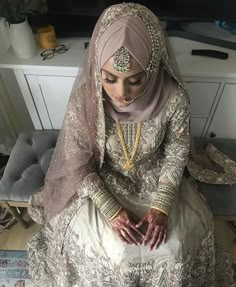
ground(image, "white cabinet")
xmin=184 ymin=81 xmax=220 ymax=116
xmin=15 ymin=69 xmax=221 ymax=137
xmin=183 ymin=78 xmax=220 ymax=137
xmin=14 ymin=69 xmax=77 ymax=130
xmin=26 ymin=75 xmax=75 ymax=129
xmin=206 ymin=83 xmax=236 ymax=139
xmin=1 ymin=37 xmax=236 ymax=139
xmin=191 ymin=117 xmax=207 ymax=137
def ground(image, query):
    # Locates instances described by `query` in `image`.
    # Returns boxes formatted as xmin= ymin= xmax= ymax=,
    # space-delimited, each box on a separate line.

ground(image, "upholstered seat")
xmin=0 ymin=131 xmax=59 ymax=227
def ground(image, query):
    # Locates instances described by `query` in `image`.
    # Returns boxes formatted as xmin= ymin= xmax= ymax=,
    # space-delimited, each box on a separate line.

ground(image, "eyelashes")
xmin=104 ymin=78 xmax=142 ymax=86
xmin=129 ymin=80 xmax=142 ymax=87
xmin=104 ymin=78 xmax=116 ymax=85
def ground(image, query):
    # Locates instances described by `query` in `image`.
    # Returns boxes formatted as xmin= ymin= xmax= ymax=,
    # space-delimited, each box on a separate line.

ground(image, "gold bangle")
xmin=151 ymin=206 xmax=168 ymax=216
xmin=109 ymin=206 xmax=122 ymax=221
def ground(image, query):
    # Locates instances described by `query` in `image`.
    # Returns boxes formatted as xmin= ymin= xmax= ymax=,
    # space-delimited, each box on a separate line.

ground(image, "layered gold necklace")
xmin=116 ymin=121 xmax=142 ymax=172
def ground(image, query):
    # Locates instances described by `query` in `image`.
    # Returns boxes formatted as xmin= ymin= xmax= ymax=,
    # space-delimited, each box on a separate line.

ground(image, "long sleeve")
xmin=151 ymin=90 xmax=190 ymax=215
xmin=79 ymin=172 xmax=122 ymax=220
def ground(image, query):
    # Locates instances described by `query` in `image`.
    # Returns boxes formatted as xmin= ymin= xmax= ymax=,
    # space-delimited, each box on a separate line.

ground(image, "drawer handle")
xmin=210 ymin=132 xmax=216 ymax=138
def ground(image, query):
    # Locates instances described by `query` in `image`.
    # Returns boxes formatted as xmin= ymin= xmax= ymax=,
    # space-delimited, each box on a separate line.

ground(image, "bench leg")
xmin=5 ymin=203 xmax=29 ymax=229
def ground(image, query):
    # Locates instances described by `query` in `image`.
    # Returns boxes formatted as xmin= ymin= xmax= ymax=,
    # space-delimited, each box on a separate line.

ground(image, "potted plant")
xmin=0 ymin=0 xmax=47 ymax=59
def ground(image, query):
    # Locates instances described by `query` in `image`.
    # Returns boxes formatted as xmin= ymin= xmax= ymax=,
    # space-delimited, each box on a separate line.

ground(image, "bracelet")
xmin=150 ymin=206 xmax=168 ymax=216
xmin=109 ymin=206 xmax=122 ymax=221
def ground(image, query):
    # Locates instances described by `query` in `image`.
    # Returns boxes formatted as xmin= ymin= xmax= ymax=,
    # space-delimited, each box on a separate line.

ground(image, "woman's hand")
xmin=136 ymin=208 xmax=168 ymax=250
xmin=110 ymin=209 xmax=144 ymax=245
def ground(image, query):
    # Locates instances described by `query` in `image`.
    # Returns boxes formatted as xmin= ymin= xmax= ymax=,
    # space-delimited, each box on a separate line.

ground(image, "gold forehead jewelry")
xmin=112 ymin=46 xmax=131 ymax=73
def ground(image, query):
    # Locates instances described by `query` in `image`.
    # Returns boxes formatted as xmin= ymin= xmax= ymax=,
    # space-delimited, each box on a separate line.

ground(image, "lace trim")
xmin=187 ymin=143 xmax=236 ymax=184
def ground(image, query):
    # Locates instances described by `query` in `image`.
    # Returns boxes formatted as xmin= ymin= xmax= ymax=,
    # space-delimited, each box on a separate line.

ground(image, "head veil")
xmin=34 ymin=3 xmax=189 ymax=222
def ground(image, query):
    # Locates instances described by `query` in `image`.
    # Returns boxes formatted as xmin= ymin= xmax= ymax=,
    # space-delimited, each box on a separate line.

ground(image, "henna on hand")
xmin=136 ymin=208 xmax=168 ymax=250
xmin=110 ymin=209 xmax=144 ymax=245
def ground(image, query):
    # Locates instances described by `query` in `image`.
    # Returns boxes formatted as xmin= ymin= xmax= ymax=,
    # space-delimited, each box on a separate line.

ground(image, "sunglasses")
xmin=40 ymin=44 xmax=69 ymax=60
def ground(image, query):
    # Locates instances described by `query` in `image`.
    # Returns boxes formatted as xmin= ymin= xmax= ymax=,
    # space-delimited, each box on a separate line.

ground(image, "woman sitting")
xmin=28 ymin=3 xmax=235 ymax=286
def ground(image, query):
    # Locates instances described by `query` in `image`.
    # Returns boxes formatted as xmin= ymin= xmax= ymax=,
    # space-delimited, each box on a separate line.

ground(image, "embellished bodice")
xmin=105 ymin=116 xmax=165 ymax=171
xmin=99 ymin=87 xmax=191 ymax=215
xmin=82 ymin=87 xmax=190 ymax=219
xmin=104 ymin=87 xmax=189 ymax=176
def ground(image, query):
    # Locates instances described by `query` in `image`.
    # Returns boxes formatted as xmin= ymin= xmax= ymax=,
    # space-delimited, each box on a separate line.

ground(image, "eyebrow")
xmin=102 ymin=69 xmax=145 ymax=79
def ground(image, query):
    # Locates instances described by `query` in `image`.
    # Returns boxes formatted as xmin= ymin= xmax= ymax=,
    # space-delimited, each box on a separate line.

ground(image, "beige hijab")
xmin=98 ymin=15 xmax=181 ymax=123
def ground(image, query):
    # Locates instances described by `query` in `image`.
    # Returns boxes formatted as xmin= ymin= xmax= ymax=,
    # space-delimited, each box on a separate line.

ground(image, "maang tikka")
xmin=112 ymin=46 xmax=131 ymax=72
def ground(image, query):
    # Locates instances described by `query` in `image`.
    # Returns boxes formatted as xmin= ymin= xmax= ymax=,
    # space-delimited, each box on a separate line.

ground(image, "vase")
xmin=9 ymin=18 xmax=37 ymax=59
xmin=0 ymin=18 xmax=10 ymax=57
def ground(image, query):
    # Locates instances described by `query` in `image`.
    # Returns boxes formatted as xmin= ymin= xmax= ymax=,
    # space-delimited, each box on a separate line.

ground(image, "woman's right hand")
xmin=110 ymin=209 xmax=144 ymax=245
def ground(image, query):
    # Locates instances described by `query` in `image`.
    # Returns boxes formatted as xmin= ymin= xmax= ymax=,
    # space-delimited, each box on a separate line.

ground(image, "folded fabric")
xmin=187 ymin=143 xmax=236 ymax=184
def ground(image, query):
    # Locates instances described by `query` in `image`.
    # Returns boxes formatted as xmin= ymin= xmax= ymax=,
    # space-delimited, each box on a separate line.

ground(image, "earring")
xmin=112 ymin=46 xmax=131 ymax=73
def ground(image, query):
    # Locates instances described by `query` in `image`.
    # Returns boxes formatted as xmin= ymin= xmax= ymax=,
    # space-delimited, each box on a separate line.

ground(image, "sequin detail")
xmin=112 ymin=46 xmax=131 ymax=72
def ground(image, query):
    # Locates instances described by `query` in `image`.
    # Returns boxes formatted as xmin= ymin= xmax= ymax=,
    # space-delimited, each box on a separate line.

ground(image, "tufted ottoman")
xmin=0 ymin=131 xmax=59 ymax=228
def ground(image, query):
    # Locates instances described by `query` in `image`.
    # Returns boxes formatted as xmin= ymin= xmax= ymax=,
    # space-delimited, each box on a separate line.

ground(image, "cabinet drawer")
xmin=38 ymin=76 xmax=75 ymax=129
xmin=185 ymin=81 xmax=220 ymax=116
xmin=206 ymin=83 xmax=236 ymax=139
xmin=191 ymin=117 xmax=207 ymax=137
xmin=26 ymin=75 xmax=75 ymax=129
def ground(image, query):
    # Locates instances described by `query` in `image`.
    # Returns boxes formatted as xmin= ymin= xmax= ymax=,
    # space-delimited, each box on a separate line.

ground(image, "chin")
xmin=114 ymin=101 xmax=129 ymax=108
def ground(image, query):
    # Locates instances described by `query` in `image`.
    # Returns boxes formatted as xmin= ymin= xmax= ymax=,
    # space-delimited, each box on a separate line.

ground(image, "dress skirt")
xmin=27 ymin=177 xmax=235 ymax=287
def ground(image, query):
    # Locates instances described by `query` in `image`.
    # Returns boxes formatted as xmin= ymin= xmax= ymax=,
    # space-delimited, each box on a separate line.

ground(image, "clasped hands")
xmin=110 ymin=208 xmax=168 ymax=250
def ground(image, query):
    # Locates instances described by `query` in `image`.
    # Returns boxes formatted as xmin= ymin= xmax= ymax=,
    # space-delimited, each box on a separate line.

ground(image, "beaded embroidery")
xmin=112 ymin=46 xmax=131 ymax=72
xmin=96 ymin=3 xmax=173 ymax=74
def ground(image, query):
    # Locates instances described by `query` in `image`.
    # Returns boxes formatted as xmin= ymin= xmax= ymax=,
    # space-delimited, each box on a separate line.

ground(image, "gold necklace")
xmin=116 ymin=121 xmax=142 ymax=171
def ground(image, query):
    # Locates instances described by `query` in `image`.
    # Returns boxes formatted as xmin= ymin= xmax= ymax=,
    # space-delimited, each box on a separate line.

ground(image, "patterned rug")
xmin=0 ymin=250 xmax=32 ymax=286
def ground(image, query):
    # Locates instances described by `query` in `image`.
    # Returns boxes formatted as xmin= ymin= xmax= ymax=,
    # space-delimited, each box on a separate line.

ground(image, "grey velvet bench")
xmin=0 ymin=131 xmax=59 ymax=228
xmin=0 ymin=130 xmax=235 ymax=228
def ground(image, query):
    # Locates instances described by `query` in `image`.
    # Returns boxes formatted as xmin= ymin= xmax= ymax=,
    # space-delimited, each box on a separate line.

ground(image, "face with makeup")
xmin=101 ymin=55 xmax=147 ymax=107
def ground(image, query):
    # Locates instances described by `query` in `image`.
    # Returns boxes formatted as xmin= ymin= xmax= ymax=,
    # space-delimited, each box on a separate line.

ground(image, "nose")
xmin=117 ymin=82 xmax=128 ymax=100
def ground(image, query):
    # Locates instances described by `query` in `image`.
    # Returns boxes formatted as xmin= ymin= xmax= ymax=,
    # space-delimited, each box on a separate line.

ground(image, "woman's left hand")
xmin=136 ymin=208 xmax=168 ymax=250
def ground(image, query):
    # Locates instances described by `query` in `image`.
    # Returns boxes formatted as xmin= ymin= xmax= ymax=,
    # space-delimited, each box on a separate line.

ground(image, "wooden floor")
xmin=0 ymin=216 xmax=235 ymax=263
xmin=0 ymin=220 xmax=40 ymax=250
